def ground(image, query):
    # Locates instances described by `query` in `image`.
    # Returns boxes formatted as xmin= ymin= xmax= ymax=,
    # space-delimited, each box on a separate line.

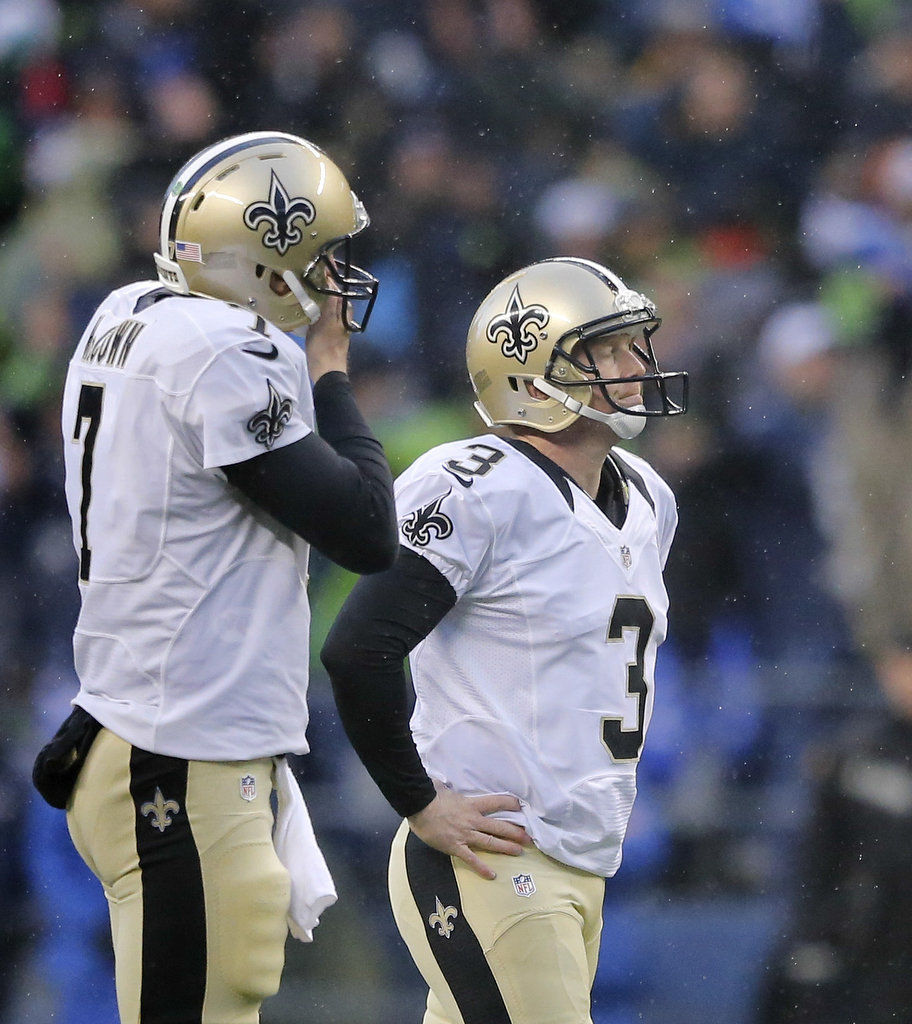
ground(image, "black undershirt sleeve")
xmin=320 ymin=546 xmax=457 ymax=818
xmin=223 ymin=371 xmax=398 ymax=574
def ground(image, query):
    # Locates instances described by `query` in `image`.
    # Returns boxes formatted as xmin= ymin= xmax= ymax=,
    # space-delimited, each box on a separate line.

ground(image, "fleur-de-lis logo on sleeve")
xmin=485 ymin=285 xmax=549 ymax=364
xmin=243 ymin=170 xmax=316 ymax=256
xmin=140 ymin=787 xmax=181 ymax=833
xmin=428 ymin=896 xmax=458 ymax=938
xmin=247 ymin=380 xmax=294 ymax=449
xmin=401 ymin=492 xmax=454 ymax=548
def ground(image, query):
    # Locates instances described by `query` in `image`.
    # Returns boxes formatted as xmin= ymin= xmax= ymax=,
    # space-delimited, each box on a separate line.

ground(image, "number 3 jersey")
xmin=397 ymin=435 xmax=678 ymax=877
xmin=61 ymin=281 xmax=315 ymax=761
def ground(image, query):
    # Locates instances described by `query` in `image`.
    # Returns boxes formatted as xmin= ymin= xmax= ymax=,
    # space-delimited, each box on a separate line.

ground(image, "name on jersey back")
xmin=81 ymin=317 xmax=145 ymax=369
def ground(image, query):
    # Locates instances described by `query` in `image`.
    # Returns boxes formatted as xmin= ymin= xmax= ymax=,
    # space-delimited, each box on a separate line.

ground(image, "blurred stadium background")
xmin=1 ymin=0 xmax=911 ymax=1021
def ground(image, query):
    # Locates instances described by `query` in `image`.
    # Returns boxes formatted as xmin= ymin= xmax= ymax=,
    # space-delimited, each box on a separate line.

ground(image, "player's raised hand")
xmin=407 ymin=782 xmax=532 ymax=880
xmin=304 ymin=265 xmax=350 ymax=382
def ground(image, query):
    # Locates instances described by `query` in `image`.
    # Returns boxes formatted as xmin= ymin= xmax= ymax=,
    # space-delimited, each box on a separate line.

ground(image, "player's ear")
xmin=523 ymin=380 xmax=548 ymax=401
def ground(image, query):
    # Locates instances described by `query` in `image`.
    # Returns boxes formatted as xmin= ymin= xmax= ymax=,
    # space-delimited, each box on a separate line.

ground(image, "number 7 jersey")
xmin=396 ymin=435 xmax=678 ymax=877
xmin=61 ymin=281 xmax=316 ymax=762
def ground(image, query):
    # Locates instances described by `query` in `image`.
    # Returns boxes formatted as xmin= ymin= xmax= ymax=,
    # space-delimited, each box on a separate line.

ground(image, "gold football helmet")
xmin=154 ymin=131 xmax=378 ymax=332
xmin=466 ymin=257 xmax=687 ymax=436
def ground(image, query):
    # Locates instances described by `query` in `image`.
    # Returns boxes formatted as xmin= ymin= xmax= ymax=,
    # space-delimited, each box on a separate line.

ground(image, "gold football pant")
xmin=388 ymin=819 xmax=605 ymax=1024
xmin=66 ymin=727 xmax=291 ymax=1024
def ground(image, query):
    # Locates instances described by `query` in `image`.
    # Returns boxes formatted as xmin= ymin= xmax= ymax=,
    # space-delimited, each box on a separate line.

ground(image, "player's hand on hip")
xmin=305 ymin=284 xmax=350 ymax=383
xmin=407 ymin=783 xmax=531 ymax=880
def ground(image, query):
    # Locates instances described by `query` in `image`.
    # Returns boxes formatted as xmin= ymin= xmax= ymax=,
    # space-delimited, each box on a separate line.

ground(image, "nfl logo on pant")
xmin=240 ymin=775 xmax=257 ymax=801
xmin=512 ymin=873 xmax=536 ymax=897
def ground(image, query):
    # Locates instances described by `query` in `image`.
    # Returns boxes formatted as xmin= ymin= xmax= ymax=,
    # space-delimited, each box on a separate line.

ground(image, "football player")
xmin=322 ymin=257 xmax=687 ymax=1024
xmin=33 ymin=131 xmax=398 ymax=1024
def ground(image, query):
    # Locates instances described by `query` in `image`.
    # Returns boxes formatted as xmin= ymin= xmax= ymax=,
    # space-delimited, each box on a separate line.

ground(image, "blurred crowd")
xmin=1 ymin=0 xmax=911 ymax=1021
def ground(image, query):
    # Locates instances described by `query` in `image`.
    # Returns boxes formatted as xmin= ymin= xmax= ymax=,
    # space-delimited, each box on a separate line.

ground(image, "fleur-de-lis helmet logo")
xmin=246 ymin=379 xmax=294 ymax=449
xmin=485 ymin=285 xmax=549 ymax=364
xmin=401 ymin=493 xmax=454 ymax=548
xmin=243 ymin=170 xmax=316 ymax=256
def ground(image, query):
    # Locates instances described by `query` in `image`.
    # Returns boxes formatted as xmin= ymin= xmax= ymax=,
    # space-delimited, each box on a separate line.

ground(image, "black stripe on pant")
xmin=129 ymin=748 xmax=206 ymax=1023
xmin=403 ymin=831 xmax=511 ymax=1024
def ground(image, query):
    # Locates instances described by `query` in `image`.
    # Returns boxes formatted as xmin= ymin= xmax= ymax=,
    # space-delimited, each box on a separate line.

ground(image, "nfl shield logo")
xmin=512 ymin=873 xmax=536 ymax=898
xmin=620 ymin=545 xmax=632 ymax=569
xmin=240 ymin=775 xmax=257 ymax=802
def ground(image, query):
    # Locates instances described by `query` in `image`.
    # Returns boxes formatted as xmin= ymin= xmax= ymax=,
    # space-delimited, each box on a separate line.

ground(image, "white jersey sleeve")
xmin=395 ymin=449 xmax=497 ymax=597
xmin=657 ymin=486 xmax=678 ymax=567
xmin=165 ymin=318 xmax=312 ymax=471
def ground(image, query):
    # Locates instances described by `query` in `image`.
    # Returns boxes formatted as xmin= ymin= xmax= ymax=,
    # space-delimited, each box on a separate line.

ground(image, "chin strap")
xmin=281 ymin=270 xmax=322 ymax=325
xmin=595 ymin=407 xmax=647 ymax=440
xmin=532 ymin=378 xmax=646 ymax=439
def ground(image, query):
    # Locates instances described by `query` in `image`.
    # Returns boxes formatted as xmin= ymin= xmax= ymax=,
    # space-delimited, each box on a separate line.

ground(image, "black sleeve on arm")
xmin=320 ymin=546 xmax=457 ymax=818
xmin=223 ymin=372 xmax=398 ymax=573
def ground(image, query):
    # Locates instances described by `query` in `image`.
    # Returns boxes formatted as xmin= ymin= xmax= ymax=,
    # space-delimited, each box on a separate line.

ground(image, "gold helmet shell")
xmin=154 ymin=131 xmax=378 ymax=332
xmin=466 ymin=257 xmax=687 ymax=434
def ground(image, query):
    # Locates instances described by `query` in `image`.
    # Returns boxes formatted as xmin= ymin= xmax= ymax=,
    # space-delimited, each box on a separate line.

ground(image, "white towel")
xmin=273 ymin=757 xmax=337 ymax=942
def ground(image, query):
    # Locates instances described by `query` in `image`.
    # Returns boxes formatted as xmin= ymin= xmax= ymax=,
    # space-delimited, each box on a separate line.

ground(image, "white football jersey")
xmin=62 ymin=281 xmax=315 ymax=761
xmin=396 ymin=434 xmax=677 ymax=877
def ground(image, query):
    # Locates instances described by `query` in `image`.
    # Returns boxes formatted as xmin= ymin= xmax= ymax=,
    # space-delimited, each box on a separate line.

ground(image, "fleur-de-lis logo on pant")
xmin=428 ymin=896 xmax=458 ymax=938
xmin=247 ymin=380 xmax=294 ymax=449
xmin=401 ymin=493 xmax=454 ymax=548
xmin=243 ymin=170 xmax=316 ymax=256
xmin=140 ymin=787 xmax=180 ymax=833
xmin=485 ymin=285 xmax=549 ymax=364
